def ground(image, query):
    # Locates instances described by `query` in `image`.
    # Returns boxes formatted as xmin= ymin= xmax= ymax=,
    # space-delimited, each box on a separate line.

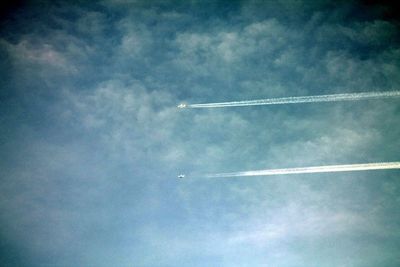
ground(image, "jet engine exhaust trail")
xmin=185 ymin=91 xmax=400 ymax=108
xmin=205 ymin=162 xmax=400 ymax=178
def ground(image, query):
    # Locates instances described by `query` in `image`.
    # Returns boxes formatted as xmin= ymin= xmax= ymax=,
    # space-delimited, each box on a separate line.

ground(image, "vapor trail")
xmin=182 ymin=91 xmax=400 ymax=109
xmin=206 ymin=162 xmax=400 ymax=178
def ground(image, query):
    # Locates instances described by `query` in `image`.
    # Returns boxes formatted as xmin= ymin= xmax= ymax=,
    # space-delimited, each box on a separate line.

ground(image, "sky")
xmin=0 ymin=0 xmax=400 ymax=266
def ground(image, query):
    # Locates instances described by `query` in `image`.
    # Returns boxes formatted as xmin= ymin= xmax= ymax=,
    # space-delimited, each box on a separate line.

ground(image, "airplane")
xmin=177 ymin=103 xmax=187 ymax=109
xmin=178 ymin=174 xmax=185 ymax=178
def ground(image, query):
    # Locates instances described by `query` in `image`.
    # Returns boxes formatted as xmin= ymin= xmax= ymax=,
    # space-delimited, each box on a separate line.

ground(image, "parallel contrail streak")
xmin=206 ymin=162 xmax=400 ymax=178
xmin=187 ymin=91 xmax=400 ymax=108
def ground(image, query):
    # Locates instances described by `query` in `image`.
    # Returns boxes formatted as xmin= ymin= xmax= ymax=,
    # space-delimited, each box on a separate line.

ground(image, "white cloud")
xmin=5 ymin=38 xmax=77 ymax=73
xmin=1 ymin=1 xmax=400 ymax=266
xmin=228 ymin=206 xmax=365 ymax=246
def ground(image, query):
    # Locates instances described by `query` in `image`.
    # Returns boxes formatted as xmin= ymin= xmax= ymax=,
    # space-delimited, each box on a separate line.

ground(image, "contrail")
xmin=205 ymin=162 xmax=400 ymax=178
xmin=178 ymin=91 xmax=400 ymax=109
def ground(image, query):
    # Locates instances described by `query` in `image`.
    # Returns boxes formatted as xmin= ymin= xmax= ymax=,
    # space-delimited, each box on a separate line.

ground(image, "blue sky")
xmin=1 ymin=1 xmax=400 ymax=266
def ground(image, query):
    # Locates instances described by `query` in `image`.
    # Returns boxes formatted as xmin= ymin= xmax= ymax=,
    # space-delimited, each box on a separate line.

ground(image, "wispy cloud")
xmin=1 ymin=1 xmax=399 ymax=266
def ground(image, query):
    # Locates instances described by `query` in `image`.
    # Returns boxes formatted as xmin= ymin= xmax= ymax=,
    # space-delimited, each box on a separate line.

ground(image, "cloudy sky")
xmin=1 ymin=0 xmax=400 ymax=266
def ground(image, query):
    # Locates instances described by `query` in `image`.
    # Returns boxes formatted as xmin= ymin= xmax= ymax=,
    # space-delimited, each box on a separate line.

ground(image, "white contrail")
xmin=181 ymin=91 xmax=400 ymax=109
xmin=205 ymin=162 xmax=400 ymax=178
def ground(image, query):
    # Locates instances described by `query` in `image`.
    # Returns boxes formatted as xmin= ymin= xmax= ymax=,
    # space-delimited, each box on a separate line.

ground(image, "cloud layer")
xmin=0 ymin=1 xmax=400 ymax=266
